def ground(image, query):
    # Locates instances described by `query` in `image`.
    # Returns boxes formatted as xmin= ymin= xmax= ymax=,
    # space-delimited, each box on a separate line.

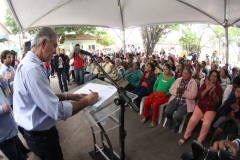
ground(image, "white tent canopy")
xmin=5 ymin=0 xmax=240 ymax=30
xmin=5 ymin=0 xmax=240 ymax=62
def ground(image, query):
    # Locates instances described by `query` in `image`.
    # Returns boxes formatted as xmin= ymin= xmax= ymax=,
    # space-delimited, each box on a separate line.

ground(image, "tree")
xmin=4 ymin=9 xmax=115 ymax=47
xmin=4 ymin=9 xmax=19 ymax=35
xmin=140 ymin=24 xmax=179 ymax=54
xmin=179 ymin=25 xmax=212 ymax=58
xmin=210 ymin=25 xmax=240 ymax=61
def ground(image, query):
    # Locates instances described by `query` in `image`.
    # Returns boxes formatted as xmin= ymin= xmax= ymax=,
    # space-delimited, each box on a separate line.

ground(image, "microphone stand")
xmin=81 ymin=50 xmax=139 ymax=160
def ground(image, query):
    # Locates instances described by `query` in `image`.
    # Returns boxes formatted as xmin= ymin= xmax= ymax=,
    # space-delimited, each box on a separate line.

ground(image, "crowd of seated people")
xmin=78 ymin=50 xmax=240 ymax=149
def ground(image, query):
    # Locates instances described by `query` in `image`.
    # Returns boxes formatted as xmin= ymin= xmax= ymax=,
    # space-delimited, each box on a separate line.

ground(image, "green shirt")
xmin=153 ymin=74 xmax=175 ymax=96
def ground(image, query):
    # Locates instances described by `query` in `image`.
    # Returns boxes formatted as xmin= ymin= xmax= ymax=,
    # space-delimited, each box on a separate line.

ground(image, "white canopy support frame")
xmin=5 ymin=0 xmax=240 ymax=63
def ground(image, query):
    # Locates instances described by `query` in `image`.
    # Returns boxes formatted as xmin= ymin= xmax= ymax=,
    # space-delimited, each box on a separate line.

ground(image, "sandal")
xmin=178 ymin=138 xmax=187 ymax=145
xmin=149 ymin=121 xmax=157 ymax=128
xmin=141 ymin=117 xmax=148 ymax=124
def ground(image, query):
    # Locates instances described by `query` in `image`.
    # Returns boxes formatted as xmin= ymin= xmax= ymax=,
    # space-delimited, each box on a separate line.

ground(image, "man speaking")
xmin=13 ymin=27 xmax=99 ymax=159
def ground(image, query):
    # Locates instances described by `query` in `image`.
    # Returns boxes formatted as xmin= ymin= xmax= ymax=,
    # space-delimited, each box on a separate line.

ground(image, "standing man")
xmin=13 ymin=27 xmax=99 ymax=160
xmin=54 ymin=48 xmax=68 ymax=92
xmin=70 ymin=44 xmax=84 ymax=86
xmin=0 ymin=50 xmax=15 ymax=109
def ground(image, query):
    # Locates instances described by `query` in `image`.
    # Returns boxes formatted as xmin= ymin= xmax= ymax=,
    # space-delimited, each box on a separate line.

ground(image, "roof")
xmin=0 ymin=22 xmax=11 ymax=34
xmin=59 ymin=34 xmax=101 ymax=44
xmin=4 ymin=0 xmax=240 ymax=30
xmin=65 ymin=34 xmax=101 ymax=40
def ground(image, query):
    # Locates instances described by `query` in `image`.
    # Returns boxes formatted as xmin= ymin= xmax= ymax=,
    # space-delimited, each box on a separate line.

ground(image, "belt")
xmin=23 ymin=126 xmax=55 ymax=137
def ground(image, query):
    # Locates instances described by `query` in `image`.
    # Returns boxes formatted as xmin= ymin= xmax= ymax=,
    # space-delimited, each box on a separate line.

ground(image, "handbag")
xmin=116 ymin=77 xmax=129 ymax=88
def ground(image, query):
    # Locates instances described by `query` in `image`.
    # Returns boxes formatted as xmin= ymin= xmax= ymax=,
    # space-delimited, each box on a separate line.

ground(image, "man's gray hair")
xmin=31 ymin=27 xmax=57 ymax=48
xmin=115 ymin=58 xmax=122 ymax=63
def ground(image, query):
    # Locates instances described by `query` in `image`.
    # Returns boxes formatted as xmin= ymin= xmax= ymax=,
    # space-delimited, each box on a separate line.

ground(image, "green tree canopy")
xmin=4 ymin=9 xmax=115 ymax=47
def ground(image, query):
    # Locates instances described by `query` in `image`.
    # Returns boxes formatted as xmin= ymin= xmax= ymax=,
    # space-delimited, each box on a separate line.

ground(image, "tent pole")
xmin=225 ymin=25 xmax=229 ymax=64
xmin=121 ymin=29 xmax=126 ymax=55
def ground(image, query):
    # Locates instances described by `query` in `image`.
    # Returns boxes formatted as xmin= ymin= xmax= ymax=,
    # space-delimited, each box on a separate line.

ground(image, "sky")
xmin=0 ymin=0 xmax=7 ymax=22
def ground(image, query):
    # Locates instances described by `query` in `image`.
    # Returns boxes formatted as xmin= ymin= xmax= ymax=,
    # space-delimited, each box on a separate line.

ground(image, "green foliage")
xmin=4 ymin=9 xmax=19 ymax=34
xmin=179 ymin=27 xmax=200 ymax=53
xmin=4 ymin=9 xmax=115 ymax=46
xmin=211 ymin=25 xmax=240 ymax=46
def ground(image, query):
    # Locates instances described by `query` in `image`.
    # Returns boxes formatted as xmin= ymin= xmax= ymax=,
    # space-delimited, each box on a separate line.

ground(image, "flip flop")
xmin=141 ymin=117 xmax=148 ymax=124
xmin=149 ymin=121 xmax=157 ymax=128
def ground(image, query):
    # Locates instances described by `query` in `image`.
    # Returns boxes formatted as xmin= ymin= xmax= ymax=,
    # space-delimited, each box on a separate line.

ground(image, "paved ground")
xmin=1 ymin=75 xmax=240 ymax=160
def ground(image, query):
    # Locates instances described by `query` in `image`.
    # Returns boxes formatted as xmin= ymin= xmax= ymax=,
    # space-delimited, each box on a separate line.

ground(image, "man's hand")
xmin=2 ymin=104 xmax=11 ymax=113
xmin=83 ymin=92 xmax=99 ymax=106
xmin=5 ymin=71 xmax=12 ymax=81
xmin=210 ymin=140 xmax=238 ymax=158
xmin=70 ymin=94 xmax=88 ymax=101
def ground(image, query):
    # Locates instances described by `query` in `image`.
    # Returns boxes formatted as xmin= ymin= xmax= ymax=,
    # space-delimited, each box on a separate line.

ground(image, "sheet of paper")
xmin=73 ymin=83 xmax=117 ymax=108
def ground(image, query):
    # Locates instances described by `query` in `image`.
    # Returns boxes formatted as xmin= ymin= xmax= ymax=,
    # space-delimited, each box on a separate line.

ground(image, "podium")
xmin=69 ymin=79 xmax=137 ymax=160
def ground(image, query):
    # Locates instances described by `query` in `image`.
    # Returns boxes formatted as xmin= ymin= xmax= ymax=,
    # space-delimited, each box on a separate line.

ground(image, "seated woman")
xmin=164 ymin=68 xmax=198 ymax=133
xmin=192 ymin=63 xmax=205 ymax=87
xmin=174 ymin=62 xmax=184 ymax=79
xmin=105 ymin=58 xmax=125 ymax=83
xmin=179 ymin=70 xmax=223 ymax=145
xmin=209 ymin=85 xmax=240 ymax=148
xmin=169 ymin=57 xmax=176 ymax=72
xmin=131 ymin=63 xmax=157 ymax=107
xmin=97 ymin=56 xmax=113 ymax=81
xmin=123 ymin=62 xmax=143 ymax=92
xmin=111 ymin=58 xmax=125 ymax=79
xmin=220 ymin=68 xmax=231 ymax=91
xmin=151 ymin=60 xmax=162 ymax=75
xmin=141 ymin=64 xmax=175 ymax=128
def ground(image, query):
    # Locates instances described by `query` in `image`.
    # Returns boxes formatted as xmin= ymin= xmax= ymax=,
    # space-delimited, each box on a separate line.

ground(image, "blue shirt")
xmin=0 ymin=64 xmax=15 ymax=105
xmin=13 ymin=51 xmax=72 ymax=131
xmin=0 ymin=77 xmax=17 ymax=143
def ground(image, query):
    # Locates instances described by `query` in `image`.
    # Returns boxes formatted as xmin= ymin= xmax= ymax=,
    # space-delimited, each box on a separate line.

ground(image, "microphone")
xmin=80 ymin=49 xmax=93 ymax=57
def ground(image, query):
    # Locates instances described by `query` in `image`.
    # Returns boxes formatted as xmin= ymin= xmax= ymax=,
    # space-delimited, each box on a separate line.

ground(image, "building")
xmin=60 ymin=34 xmax=101 ymax=52
xmin=0 ymin=22 xmax=20 ymax=55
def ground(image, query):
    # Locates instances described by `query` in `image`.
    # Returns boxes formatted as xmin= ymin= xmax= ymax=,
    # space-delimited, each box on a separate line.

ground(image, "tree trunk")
xmin=140 ymin=25 xmax=169 ymax=54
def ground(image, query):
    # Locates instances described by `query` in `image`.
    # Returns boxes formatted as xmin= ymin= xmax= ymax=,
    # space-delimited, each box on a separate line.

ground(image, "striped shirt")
xmin=0 ymin=77 xmax=17 ymax=143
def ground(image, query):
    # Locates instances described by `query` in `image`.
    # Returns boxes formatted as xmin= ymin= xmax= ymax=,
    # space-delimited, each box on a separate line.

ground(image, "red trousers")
xmin=142 ymin=95 xmax=169 ymax=121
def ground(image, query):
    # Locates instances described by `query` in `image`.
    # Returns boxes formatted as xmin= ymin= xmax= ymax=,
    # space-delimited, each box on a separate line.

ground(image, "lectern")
xmin=70 ymin=79 xmax=137 ymax=160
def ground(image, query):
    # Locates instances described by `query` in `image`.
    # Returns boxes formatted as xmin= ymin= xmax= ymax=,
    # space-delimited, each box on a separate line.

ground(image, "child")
xmin=209 ymin=86 xmax=240 ymax=148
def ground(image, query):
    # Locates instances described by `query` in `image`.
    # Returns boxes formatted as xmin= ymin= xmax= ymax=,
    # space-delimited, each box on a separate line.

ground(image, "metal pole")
xmin=122 ymin=29 xmax=125 ymax=55
xmin=225 ymin=25 xmax=229 ymax=64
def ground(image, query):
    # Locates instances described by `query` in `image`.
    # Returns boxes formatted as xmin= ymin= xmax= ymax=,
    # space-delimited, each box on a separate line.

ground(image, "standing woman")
xmin=179 ymin=70 xmax=223 ymax=145
xmin=141 ymin=64 xmax=175 ymax=128
xmin=69 ymin=45 xmax=84 ymax=86
xmin=131 ymin=63 xmax=157 ymax=107
xmin=123 ymin=62 xmax=143 ymax=92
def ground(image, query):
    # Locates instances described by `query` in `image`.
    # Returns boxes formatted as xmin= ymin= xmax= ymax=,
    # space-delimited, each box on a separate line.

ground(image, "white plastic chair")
xmin=163 ymin=111 xmax=187 ymax=133
xmin=139 ymin=96 xmax=168 ymax=124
